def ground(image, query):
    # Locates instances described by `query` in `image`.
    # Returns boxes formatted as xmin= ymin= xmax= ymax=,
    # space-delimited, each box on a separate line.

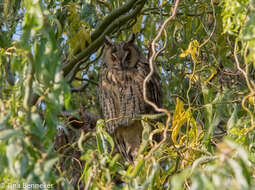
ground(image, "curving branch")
xmin=199 ymin=0 xmax=216 ymax=48
xmin=143 ymin=0 xmax=180 ymax=160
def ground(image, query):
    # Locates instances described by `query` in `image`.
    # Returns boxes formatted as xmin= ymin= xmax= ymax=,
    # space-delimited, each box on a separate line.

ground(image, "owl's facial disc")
xmin=104 ymin=36 xmax=138 ymax=70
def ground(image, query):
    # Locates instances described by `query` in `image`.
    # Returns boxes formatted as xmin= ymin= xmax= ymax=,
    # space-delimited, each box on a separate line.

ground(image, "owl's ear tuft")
xmin=104 ymin=36 xmax=113 ymax=48
xmin=127 ymin=33 xmax=136 ymax=44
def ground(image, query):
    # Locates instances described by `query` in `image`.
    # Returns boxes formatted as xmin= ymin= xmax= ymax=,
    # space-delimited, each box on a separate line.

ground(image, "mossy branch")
xmin=91 ymin=0 xmax=138 ymax=41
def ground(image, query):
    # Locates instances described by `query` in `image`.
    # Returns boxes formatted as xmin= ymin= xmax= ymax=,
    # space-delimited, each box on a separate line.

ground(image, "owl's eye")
xmin=112 ymin=53 xmax=117 ymax=61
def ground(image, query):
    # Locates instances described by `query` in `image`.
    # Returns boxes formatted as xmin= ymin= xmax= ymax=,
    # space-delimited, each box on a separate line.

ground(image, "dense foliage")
xmin=0 ymin=0 xmax=255 ymax=189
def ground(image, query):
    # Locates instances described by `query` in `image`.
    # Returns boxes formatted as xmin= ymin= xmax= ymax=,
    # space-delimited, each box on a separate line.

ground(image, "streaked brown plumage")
xmin=98 ymin=34 xmax=162 ymax=163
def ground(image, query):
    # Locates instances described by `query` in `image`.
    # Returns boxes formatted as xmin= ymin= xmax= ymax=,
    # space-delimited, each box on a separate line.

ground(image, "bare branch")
xmin=143 ymin=7 xmax=213 ymax=17
xmin=199 ymin=0 xmax=216 ymax=48
xmin=79 ymin=47 xmax=104 ymax=71
xmin=234 ymin=40 xmax=255 ymax=129
xmin=60 ymin=109 xmax=100 ymax=132
xmin=234 ymin=41 xmax=253 ymax=92
xmin=144 ymin=0 xmax=180 ymax=160
xmin=91 ymin=0 xmax=137 ymax=41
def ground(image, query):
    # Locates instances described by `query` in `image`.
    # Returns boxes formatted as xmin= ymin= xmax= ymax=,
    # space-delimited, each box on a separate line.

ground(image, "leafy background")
xmin=0 ymin=0 xmax=255 ymax=189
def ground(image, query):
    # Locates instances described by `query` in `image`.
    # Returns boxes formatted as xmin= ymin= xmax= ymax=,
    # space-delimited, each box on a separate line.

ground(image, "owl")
xmin=98 ymin=34 xmax=162 ymax=163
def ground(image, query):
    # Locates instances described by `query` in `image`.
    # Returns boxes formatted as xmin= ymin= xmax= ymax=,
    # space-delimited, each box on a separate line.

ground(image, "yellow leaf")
xmin=171 ymin=98 xmax=192 ymax=145
xmin=4 ymin=0 xmax=8 ymax=18
xmin=172 ymin=98 xmax=183 ymax=123
xmin=180 ymin=42 xmax=192 ymax=58
xmin=161 ymin=0 xmax=167 ymax=6
xmin=191 ymin=47 xmax=196 ymax=58
xmin=80 ymin=20 xmax=90 ymax=27
xmin=71 ymin=71 xmax=83 ymax=87
xmin=186 ymin=117 xmax=198 ymax=146
xmin=179 ymin=40 xmax=200 ymax=64
xmin=132 ymin=15 xmax=143 ymax=34
xmin=172 ymin=109 xmax=190 ymax=145
xmin=83 ymin=29 xmax=91 ymax=44
xmin=248 ymin=96 xmax=255 ymax=104
xmin=192 ymin=40 xmax=199 ymax=47
xmin=72 ymin=80 xmax=82 ymax=88
xmin=186 ymin=73 xmax=199 ymax=83
xmin=179 ymin=135 xmax=186 ymax=145
xmin=179 ymin=49 xmax=190 ymax=58
xmin=206 ymin=68 xmax=217 ymax=83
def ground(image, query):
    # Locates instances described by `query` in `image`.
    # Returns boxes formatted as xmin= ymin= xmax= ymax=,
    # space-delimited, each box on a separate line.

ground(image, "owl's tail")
xmin=114 ymin=121 xmax=143 ymax=164
xmin=114 ymin=133 xmax=133 ymax=163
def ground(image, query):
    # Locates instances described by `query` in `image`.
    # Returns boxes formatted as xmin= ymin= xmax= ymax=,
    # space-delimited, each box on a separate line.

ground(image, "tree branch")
xmin=60 ymin=108 xmax=100 ymax=132
xmin=91 ymin=0 xmax=138 ymax=41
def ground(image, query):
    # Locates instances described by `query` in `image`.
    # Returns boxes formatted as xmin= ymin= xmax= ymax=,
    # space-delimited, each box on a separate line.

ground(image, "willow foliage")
xmin=0 ymin=0 xmax=255 ymax=189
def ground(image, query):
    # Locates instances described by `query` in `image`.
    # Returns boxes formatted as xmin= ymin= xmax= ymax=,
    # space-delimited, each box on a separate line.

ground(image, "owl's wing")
xmin=98 ymin=74 xmax=119 ymax=134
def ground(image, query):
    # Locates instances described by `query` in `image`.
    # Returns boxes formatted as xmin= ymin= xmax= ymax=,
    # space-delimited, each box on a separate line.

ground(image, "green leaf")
xmin=228 ymin=159 xmax=248 ymax=188
xmin=101 ymin=129 xmax=114 ymax=154
xmin=171 ymin=168 xmax=191 ymax=190
xmin=128 ymin=158 xmax=145 ymax=178
xmin=0 ymin=113 xmax=11 ymax=128
xmin=96 ymin=131 xmax=104 ymax=154
xmin=227 ymin=104 xmax=237 ymax=129
xmin=0 ymin=129 xmax=22 ymax=140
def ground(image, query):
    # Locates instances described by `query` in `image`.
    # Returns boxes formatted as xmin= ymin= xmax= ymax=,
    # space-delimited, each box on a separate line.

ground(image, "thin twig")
xmin=234 ymin=41 xmax=253 ymax=93
xmin=234 ymin=40 xmax=255 ymax=131
xmin=186 ymin=55 xmax=197 ymax=108
xmin=155 ymin=29 xmax=168 ymax=60
xmin=199 ymin=0 xmax=216 ymax=48
xmin=66 ymin=56 xmax=90 ymax=83
xmin=142 ymin=7 xmax=213 ymax=17
xmin=144 ymin=0 xmax=180 ymax=160
xmin=35 ymin=88 xmax=50 ymax=106
xmin=71 ymin=83 xmax=89 ymax=92
xmin=79 ymin=47 xmax=104 ymax=71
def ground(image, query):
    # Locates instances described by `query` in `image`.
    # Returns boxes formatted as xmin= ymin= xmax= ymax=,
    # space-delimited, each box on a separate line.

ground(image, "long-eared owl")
xmin=98 ymin=34 xmax=163 ymax=163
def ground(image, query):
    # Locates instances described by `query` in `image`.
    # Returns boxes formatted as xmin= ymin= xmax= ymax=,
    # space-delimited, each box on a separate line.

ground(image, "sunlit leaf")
xmin=132 ymin=15 xmax=143 ymax=34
